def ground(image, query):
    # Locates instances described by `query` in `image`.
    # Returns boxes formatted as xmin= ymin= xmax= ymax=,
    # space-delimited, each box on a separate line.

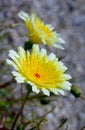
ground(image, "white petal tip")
xmin=59 ymin=38 xmax=65 ymax=44
xmin=32 ymin=85 xmax=40 ymax=94
xmin=42 ymin=88 xmax=50 ymax=96
xmin=6 ymin=59 xmax=11 ymax=64
xmin=63 ymin=82 xmax=72 ymax=91
xmin=12 ymin=71 xmax=25 ymax=83
xmin=53 ymin=43 xmax=64 ymax=50
xmin=48 ymin=53 xmax=56 ymax=61
xmin=18 ymin=11 xmax=29 ymax=20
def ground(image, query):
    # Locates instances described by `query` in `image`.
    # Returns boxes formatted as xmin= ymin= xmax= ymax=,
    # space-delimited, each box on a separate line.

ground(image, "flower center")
xmin=34 ymin=73 xmax=40 ymax=78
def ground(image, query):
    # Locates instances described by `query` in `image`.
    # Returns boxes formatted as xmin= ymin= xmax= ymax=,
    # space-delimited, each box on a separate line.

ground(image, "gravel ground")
xmin=0 ymin=0 xmax=85 ymax=130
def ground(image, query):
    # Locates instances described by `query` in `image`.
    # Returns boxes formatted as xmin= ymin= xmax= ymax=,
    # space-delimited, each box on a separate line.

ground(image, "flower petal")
xmin=7 ymin=59 xmax=18 ymax=70
xmin=42 ymin=88 xmax=50 ymax=96
xmin=9 ymin=50 xmax=19 ymax=59
xmin=50 ymin=88 xmax=59 ymax=95
xmin=62 ymin=81 xmax=72 ymax=90
xmin=56 ymin=89 xmax=65 ymax=95
xmin=18 ymin=11 xmax=29 ymax=20
xmin=32 ymin=85 xmax=40 ymax=93
xmin=41 ymin=48 xmax=47 ymax=57
xmin=12 ymin=71 xmax=25 ymax=83
xmin=47 ymin=53 xmax=56 ymax=61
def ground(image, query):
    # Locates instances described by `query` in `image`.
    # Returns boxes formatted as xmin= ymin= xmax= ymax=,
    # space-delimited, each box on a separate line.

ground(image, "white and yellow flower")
xmin=18 ymin=11 xmax=65 ymax=49
xmin=7 ymin=44 xmax=71 ymax=96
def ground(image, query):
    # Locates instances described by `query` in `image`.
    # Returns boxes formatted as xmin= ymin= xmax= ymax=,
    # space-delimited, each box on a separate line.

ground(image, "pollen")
xmin=35 ymin=73 xmax=40 ymax=78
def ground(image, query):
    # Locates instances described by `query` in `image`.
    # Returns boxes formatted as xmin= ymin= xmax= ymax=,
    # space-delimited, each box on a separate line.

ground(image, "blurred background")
xmin=0 ymin=0 xmax=85 ymax=130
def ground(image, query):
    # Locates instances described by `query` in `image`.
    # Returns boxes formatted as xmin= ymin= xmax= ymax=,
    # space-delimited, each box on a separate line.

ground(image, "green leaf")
xmin=0 ymin=101 xmax=7 ymax=111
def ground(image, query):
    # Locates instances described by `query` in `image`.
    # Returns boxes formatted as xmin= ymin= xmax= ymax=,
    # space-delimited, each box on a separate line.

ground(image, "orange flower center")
xmin=35 ymin=73 xmax=40 ymax=78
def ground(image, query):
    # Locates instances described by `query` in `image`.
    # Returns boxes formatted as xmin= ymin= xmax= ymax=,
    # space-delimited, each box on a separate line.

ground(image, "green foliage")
xmin=40 ymin=98 xmax=50 ymax=105
xmin=24 ymin=41 xmax=33 ymax=51
xmin=0 ymin=101 xmax=7 ymax=111
xmin=16 ymin=125 xmax=25 ymax=130
xmin=26 ymin=83 xmax=32 ymax=92
xmin=0 ymin=89 xmax=8 ymax=97
xmin=70 ymin=85 xmax=82 ymax=98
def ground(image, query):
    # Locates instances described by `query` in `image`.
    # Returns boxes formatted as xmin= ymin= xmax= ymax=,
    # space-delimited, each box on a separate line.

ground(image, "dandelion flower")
xmin=7 ymin=45 xmax=71 ymax=96
xmin=18 ymin=11 xmax=65 ymax=49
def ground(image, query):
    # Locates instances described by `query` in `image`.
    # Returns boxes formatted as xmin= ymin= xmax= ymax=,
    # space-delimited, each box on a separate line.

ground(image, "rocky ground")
xmin=0 ymin=0 xmax=85 ymax=130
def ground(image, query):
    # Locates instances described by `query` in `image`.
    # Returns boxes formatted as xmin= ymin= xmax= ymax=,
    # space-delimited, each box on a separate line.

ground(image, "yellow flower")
xmin=18 ymin=11 xmax=65 ymax=49
xmin=7 ymin=45 xmax=71 ymax=96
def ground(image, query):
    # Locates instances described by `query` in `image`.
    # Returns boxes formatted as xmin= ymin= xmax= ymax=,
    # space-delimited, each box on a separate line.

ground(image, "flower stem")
xmin=11 ymin=91 xmax=31 ymax=130
xmin=80 ymin=95 xmax=85 ymax=100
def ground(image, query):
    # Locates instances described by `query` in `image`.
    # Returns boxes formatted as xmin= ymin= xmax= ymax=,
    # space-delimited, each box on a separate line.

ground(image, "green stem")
xmin=80 ymin=95 xmax=85 ymax=100
xmin=56 ymin=118 xmax=68 ymax=130
xmin=11 ymin=91 xmax=31 ymax=130
xmin=28 ymin=94 xmax=46 ymax=100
